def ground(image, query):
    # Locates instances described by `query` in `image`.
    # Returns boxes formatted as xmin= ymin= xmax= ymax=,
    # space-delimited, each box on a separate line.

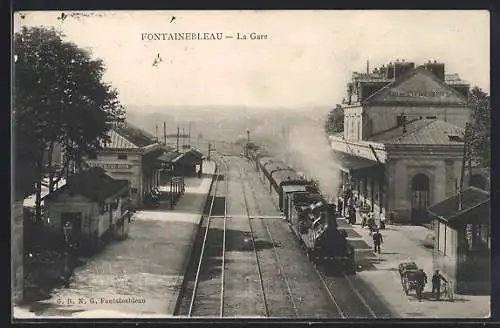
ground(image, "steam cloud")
xmin=255 ymin=121 xmax=342 ymax=203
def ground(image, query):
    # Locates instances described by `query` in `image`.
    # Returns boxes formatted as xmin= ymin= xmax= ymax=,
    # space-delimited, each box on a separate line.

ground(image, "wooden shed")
xmin=43 ymin=167 xmax=130 ymax=253
xmin=428 ymin=187 xmax=490 ymax=295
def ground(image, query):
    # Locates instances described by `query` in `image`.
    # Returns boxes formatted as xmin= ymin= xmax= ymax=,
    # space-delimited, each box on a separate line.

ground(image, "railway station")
xmin=13 ymin=12 xmax=490 ymax=320
xmin=82 ymin=121 xmax=165 ymax=209
xmin=329 ymin=60 xmax=490 ymax=224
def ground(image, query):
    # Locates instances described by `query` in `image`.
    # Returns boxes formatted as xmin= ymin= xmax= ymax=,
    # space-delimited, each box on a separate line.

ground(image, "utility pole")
xmin=188 ymin=122 xmax=191 ymax=149
xmin=176 ymin=126 xmax=180 ymax=152
xmin=163 ymin=122 xmax=167 ymax=145
xmin=155 ymin=124 xmax=159 ymax=142
xmin=458 ymin=123 xmax=470 ymax=211
xmin=182 ymin=127 xmax=186 ymax=149
xmin=208 ymin=142 xmax=211 ymax=161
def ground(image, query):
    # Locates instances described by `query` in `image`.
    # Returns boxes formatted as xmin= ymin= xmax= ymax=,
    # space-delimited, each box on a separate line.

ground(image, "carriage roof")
xmin=271 ymin=169 xmax=302 ymax=186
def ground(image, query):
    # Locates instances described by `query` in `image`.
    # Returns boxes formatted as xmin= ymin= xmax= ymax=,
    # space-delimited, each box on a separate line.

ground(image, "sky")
xmin=13 ymin=10 xmax=490 ymax=111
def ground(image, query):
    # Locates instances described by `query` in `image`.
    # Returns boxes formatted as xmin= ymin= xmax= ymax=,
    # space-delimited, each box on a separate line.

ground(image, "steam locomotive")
xmin=246 ymin=144 xmax=355 ymax=273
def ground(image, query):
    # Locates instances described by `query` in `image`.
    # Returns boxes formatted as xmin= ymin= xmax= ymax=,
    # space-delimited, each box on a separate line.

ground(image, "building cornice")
xmin=386 ymin=144 xmax=465 ymax=160
xmin=96 ymin=148 xmax=142 ymax=154
xmin=364 ymin=100 xmax=470 ymax=108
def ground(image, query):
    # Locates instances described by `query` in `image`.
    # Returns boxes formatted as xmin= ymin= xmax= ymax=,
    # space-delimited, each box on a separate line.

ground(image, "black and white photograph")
xmin=11 ymin=10 xmax=491 ymax=319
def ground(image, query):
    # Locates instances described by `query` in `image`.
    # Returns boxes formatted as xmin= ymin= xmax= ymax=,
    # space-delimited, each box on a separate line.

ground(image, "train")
xmin=246 ymin=144 xmax=355 ymax=274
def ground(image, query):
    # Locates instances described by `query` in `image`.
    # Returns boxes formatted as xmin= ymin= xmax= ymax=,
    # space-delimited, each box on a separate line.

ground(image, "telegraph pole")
xmin=163 ymin=122 xmax=167 ymax=145
xmin=155 ymin=124 xmax=159 ymax=142
xmin=176 ymin=126 xmax=180 ymax=152
xmin=458 ymin=123 xmax=470 ymax=211
xmin=188 ymin=122 xmax=191 ymax=149
xmin=208 ymin=142 xmax=211 ymax=161
xmin=182 ymin=127 xmax=185 ymax=149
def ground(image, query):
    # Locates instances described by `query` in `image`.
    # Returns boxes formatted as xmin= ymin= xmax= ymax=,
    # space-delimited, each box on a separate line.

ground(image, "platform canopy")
xmin=331 ymin=150 xmax=381 ymax=175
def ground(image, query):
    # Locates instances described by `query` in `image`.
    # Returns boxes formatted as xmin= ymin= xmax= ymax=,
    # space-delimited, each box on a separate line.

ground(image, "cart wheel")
xmin=403 ymin=278 xmax=409 ymax=295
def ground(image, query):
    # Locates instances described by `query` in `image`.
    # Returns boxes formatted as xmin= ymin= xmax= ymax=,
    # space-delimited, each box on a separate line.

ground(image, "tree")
xmin=13 ymin=26 xmax=125 ymax=220
xmin=324 ymin=104 xmax=344 ymax=134
xmin=467 ymin=87 xmax=490 ymax=168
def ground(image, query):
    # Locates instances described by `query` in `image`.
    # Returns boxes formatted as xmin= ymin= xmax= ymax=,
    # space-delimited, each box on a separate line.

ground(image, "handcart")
xmin=398 ymin=261 xmax=419 ymax=295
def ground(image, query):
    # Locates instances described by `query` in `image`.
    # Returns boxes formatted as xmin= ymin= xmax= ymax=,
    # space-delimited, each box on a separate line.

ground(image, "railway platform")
xmin=337 ymin=218 xmax=490 ymax=318
xmin=14 ymin=160 xmax=216 ymax=319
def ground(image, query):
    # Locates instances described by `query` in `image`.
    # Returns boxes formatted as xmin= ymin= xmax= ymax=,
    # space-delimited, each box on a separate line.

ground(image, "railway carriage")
xmin=269 ymin=168 xmax=300 ymax=207
xmin=257 ymin=157 xmax=274 ymax=184
xmin=246 ymin=145 xmax=355 ymax=273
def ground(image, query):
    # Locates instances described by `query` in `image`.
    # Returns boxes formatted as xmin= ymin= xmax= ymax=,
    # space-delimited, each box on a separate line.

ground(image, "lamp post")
xmin=63 ymin=221 xmax=72 ymax=283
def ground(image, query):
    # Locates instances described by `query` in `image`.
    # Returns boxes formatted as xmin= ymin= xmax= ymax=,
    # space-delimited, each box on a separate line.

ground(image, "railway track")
xmin=240 ymin=155 xmax=379 ymax=319
xmin=175 ymin=158 xmax=228 ymax=317
xmin=177 ymin=154 xmax=380 ymax=318
xmin=239 ymin=167 xmax=299 ymax=318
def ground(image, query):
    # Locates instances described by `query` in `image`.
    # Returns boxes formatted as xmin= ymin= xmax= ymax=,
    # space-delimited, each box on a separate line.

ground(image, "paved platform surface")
xmin=14 ymin=160 xmax=216 ymax=319
xmin=338 ymin=218 xmax=490 ymax=319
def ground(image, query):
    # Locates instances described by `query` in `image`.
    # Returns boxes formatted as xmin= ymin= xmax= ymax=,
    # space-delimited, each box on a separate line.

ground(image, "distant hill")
xmin=124 ymin=105 xmax=331 ymax=146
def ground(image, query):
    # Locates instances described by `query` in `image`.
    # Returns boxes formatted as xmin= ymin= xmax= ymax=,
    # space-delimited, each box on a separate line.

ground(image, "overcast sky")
xmin=13 ymin=10 xmax=489 ymax=111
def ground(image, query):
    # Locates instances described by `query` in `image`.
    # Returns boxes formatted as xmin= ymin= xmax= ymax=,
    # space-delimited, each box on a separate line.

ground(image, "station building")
xmin=428 ymin=187 xmax=490 ymax=294
xmin=329 ymin=60 xmax=490 ymax=224
xmin=82 ymin=122 xmax=164 ymax=209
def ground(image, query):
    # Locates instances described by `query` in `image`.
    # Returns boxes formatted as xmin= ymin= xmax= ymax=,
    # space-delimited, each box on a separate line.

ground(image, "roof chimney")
xmin=366 ymin=59 xmax=370 ymax=74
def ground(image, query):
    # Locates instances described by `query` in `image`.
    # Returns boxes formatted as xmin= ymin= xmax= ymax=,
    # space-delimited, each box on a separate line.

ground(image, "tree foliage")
xmin=13 ymin=26 xmax=126 ymax=217
xmin=467 ymin=86 xmax=490 ymax=168
xmin=324 ymin=104 xmax=344 ymax=134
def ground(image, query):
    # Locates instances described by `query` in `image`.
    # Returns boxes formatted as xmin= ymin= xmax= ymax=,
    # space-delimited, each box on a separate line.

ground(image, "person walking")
xmin=361 ymin=212 xmax=367 ymax=228
xmin=380 ymin=215 xmax=386 ymax=230
xmin=372 ymin=229 xmax=383 ymax=254
xmin=337 ymin=197 xmax=344 ymax=217
xmin=432 ymin=270 xmax=448 ymax=300
xmin=415 ymin=269 xmax=428 ymax=301
xmin=348 ymin=205 xmax=356 ymax=225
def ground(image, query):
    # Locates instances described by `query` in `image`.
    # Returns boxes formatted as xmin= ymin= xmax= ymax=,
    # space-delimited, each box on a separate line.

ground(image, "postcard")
xmin=12 ymin=10 xmax=490 ymax=320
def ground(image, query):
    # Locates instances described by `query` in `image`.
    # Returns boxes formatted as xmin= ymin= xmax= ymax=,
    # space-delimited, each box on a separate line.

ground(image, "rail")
xmin=188 ymin=163 xmax=222 ymax=317
xmin=219 ymin=156 xmax=229 ymax=317
xmin=243 ymin=168 xmax=299 ymax=317
xmin=237 ymin=165 xmax=270 ymax=318
xmin=240 ymin=153 xmax=377 ymax=318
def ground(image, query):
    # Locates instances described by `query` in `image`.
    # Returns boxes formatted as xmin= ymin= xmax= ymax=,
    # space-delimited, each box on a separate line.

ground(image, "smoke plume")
xmin=280 ymin=124 xmax=342 ymax=202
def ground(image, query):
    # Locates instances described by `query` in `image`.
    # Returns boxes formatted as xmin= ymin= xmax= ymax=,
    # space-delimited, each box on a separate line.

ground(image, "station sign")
xmin=88 ymin=163 xmax=132 ymax=170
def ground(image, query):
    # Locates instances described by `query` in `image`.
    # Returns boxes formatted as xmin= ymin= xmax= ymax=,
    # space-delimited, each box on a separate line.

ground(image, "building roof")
xmin=428 ymin=187 xmax=490 ymax=224
xmin=445 ymin=73 xmax=469 ymax=85
xmin=103 ymin=129 xmax=138 ymax=149
xmin=352 ymin=72 xmax=392 ymax=83
xmin=363 ymin=66 xmax=469 ymax=106
xmin=113 ymin=121 xmax=157 ymax=148
xmin=157 ymin=151 xmax=182 ymax=163
xmin=368 ymin=119 xmax=465 ymax=145
xmin=44 ymin=167 xmax=128 ymax=203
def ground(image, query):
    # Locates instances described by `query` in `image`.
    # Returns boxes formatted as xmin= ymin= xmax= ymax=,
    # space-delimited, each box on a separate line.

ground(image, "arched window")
xmin=411 ymin=173 xmax=430 ymax=223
